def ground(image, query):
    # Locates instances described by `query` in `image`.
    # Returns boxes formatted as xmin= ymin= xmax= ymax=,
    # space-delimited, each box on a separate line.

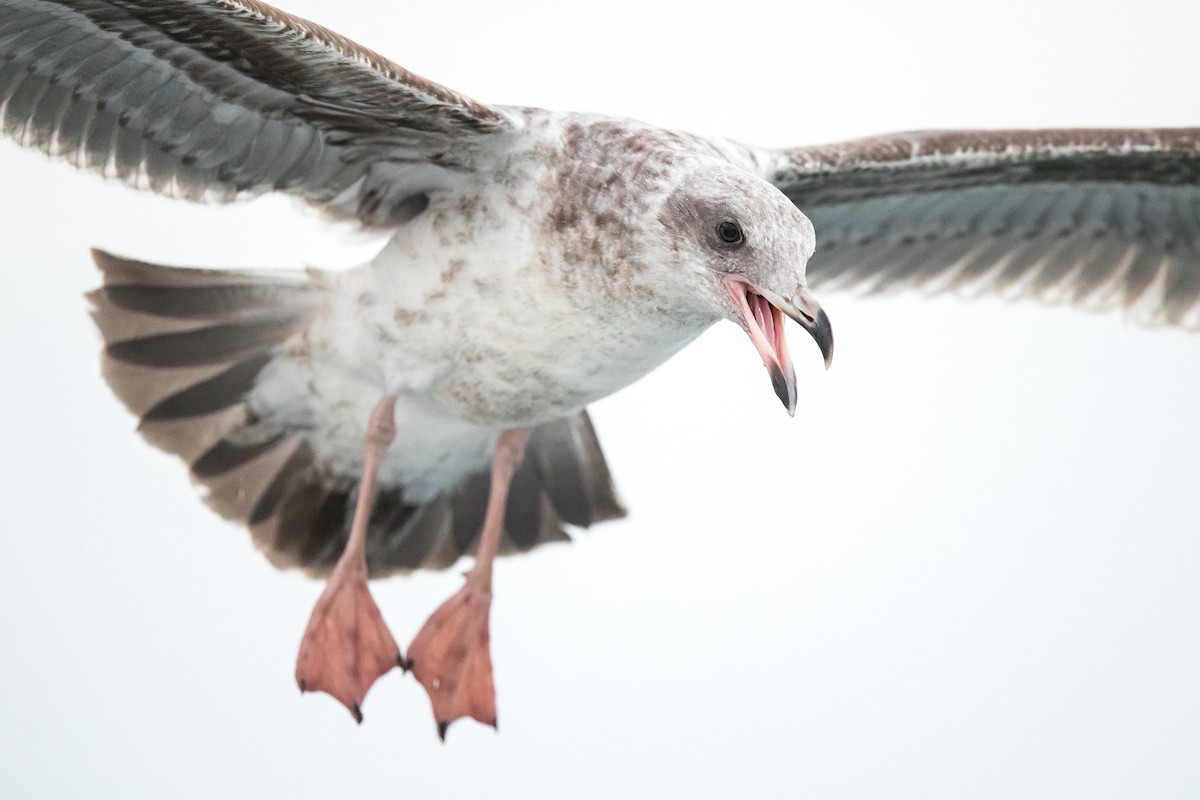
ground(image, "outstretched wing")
xmin=0 ymin=0 xmax=513 ymax=225
xmin=761 ymin=129 xmax=1200 ymax=328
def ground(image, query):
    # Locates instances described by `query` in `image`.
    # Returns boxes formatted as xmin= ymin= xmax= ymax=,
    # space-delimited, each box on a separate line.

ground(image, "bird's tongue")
xmin=749 ymin=293 xmax=787 ymax=366
xmin=742 ymin=289 xmax=797 ymax=415
xmin=724 ymin=277 xmax=804 ymax=414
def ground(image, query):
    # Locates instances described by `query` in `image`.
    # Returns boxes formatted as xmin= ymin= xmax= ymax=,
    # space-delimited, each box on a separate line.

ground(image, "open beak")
xmin=725 ymin=276 xmax=834 ymax=416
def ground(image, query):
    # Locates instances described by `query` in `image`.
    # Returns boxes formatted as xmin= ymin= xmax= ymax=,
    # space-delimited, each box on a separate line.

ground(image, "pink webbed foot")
xmin=408 ymin=427 xmax=531 ymax=741
xmin=408 ymin=574 xmax=496 ymax=740
xmin=295 ymin=558 xmax=402 ymax=723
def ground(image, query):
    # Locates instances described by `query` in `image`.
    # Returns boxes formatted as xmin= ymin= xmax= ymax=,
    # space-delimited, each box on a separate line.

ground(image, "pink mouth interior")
xmin=745 ymin=288 xmax=789 ymax=365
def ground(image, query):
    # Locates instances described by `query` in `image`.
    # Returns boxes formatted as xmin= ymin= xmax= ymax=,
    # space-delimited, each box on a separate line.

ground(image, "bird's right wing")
xmin=759 ymin=129 xmax=1200 ymax=328
xmin=0 ymin=0 xmax=515 ymax=226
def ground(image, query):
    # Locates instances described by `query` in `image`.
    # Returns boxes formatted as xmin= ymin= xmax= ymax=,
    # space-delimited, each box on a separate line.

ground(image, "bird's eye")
xmin=717 ymin=220 xmax=743 ymax=245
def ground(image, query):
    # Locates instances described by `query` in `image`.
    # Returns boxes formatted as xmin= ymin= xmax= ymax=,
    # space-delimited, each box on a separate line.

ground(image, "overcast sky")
xmin=1 ymin=0 xmax=1198 ymax=798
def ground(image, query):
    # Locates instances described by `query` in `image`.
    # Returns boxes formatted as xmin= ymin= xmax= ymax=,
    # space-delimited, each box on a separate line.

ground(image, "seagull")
xmin=2 ymin=0 xmax=1198 ymax=738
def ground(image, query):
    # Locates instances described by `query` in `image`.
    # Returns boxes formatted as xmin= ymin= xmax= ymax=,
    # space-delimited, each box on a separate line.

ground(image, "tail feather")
xmin=530 ymin=414 xmax=627 ymax=526
xmin=140 ymin=356 xmax=273 ymax=421
xmin=137 ymin=407 xmax=255 ymax=466
xmin=88 ymin=249 xmax=627 ymax=578
xmin=106 ymin=318 xmax=303 ymax=368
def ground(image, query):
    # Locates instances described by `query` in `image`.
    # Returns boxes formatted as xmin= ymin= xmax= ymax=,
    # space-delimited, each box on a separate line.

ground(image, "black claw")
xmin=352 ymin=702 xmax=363 ymax=724
xmin=397 ymin=654 xmax=411 ymax=673
xmin=298 ymin=679 xmax=307 ymax=694
xmin=492 ymin=718 xmax=499 ymax=733
xmin=437 ymin=720 xmax=449 ymax=742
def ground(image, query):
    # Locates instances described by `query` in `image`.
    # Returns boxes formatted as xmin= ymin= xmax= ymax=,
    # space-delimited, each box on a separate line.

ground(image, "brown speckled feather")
xmin=87 ymin=250 xmax=626 ymax=577
xmin=764 ymin=128 xmax=1200 ymax=328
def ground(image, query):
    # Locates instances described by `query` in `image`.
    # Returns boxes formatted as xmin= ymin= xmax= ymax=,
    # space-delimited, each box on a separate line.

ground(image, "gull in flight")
xmin=2 ymin=0 xmax=1198 ymax=738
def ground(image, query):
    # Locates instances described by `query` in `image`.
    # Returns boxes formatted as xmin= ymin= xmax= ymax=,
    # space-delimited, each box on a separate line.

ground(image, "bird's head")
xmin=659 ymin=162 xmax=834 ymax=415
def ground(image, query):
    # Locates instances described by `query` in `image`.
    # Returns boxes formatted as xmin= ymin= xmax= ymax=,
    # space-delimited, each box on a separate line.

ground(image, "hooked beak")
xmin=725 ymin=276 xmax=834 ymax=416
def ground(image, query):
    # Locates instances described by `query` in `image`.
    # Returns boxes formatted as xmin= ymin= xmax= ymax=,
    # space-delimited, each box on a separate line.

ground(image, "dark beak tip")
xmin=769 ymin=365 xmax=797 ymax=416
xmin=815 ymin=309 xmax=834 ymax=369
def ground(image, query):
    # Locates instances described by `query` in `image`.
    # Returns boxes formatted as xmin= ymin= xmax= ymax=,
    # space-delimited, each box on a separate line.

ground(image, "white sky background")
xmin=1 ymin=0 xmax=1198 ymax=797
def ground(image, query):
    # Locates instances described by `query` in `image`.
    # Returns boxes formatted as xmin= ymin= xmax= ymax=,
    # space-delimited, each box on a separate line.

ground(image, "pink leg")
xmin=408 ymin=427 xmax=532 ymax=741
xmin=295 ymin=395 xmax=402 ymax=723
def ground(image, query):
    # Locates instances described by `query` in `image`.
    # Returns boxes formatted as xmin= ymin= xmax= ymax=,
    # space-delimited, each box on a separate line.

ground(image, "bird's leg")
xmin=408 ymin=426 xmax=532 ymax=741
xmin=295 ymin=395 xmax=402 ymax=723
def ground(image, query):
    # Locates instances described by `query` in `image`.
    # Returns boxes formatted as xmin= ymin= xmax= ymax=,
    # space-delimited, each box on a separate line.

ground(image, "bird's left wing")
xmin=0 ymin=0 xmax=514 ymax=226
xmin=758 ymin=129 xmax=1200 ymax=328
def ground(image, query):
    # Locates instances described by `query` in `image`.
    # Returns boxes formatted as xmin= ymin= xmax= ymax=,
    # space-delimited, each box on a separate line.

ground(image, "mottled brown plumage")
xmin=4 ymin=0 xmax=1200 ymax=737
